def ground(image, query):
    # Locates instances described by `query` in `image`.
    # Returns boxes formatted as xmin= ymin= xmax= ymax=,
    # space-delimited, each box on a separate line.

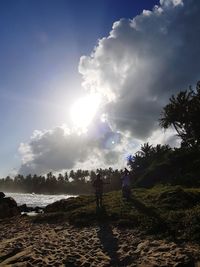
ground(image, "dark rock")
xmin=0 ymin=192 xmax=5 ymax=199
xmin=19 ymin=204 xmax=30 ymax=213
xmin=0 ymin=197 xmax=20 ymax=218
xmin=44 ymin=197 xmax=76 ymax=213
xmin=35 ymin=206 xmax=44 ymax=213
xmin=18 ymin=204 xmax=43 ymax=213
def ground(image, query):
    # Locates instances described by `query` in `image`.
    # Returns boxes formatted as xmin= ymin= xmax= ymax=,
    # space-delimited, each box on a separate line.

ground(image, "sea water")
xmin=5 ymin=192 xmax=76 ymax=208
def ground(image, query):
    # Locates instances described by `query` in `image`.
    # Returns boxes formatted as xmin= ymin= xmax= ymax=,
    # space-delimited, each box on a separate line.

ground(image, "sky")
xmin=0 ymin=0 xmax=200 ymax=177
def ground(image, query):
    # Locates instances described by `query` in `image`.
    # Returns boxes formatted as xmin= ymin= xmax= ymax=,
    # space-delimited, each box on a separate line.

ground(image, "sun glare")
xmin=70 ymin=94 xmax=101 ymax=131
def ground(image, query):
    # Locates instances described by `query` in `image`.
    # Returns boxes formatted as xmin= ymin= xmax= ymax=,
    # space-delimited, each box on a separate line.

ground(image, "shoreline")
xmin=2 ymin=186 xmax=200 ymax=266
xmin=0 ymin=216 xmax=200 ymax=267
xmin=4 ymin=192 xmax=77 ymax=209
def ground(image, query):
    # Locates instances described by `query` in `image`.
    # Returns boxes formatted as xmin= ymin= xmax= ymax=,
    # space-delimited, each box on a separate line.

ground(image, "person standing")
xmin=121 ymin=169 xmax=131 ymax=200
xmin=92 ymin=173 xmax=104 ymax=208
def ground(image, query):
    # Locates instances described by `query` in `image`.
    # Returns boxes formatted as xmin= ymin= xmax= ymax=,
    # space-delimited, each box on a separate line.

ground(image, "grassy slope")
xmin=33 ymin=185 xmax=200 ymax=242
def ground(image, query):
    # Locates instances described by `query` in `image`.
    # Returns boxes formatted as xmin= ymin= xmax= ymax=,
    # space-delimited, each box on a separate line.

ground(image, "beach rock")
xmin=19 ymin=204 xmax=30 ymax=213
xmin=0 ymin=192 xmax=5 ymax=199
xmin=0 ymin=197 xmax=20 ymax=218
xmin=18 ymin=204 xmax=43 ymax=214
xmin=44 ymin=197 xmax=76 ymax=213
xmin=45 ymin=199 xmax=67 ymax=213
xmin=35 ymin=206 xmax=43 ymax=213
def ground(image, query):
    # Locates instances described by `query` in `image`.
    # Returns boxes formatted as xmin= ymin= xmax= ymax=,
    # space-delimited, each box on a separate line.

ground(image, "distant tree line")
xmin=0 ymin=168 xmax=122 ymax=194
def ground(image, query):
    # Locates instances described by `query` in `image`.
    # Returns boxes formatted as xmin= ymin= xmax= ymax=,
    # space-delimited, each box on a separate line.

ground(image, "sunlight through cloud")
xmin=70 ymin=94 xmax=101 ymax=132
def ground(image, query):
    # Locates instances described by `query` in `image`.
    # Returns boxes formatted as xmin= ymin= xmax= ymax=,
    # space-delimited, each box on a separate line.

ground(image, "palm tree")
xmin=140 ymin=143 xmax=153 ymax=157
xmin=160 ymin=82 xmax=200 ymax=148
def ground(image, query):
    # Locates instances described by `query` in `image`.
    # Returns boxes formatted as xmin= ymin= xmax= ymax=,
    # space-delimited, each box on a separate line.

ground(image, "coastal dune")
xmin=0 ymin=216 xmax=200 ymax=267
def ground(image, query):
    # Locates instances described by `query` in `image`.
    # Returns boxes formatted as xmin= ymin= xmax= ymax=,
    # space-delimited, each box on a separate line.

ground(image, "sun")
xmin=70 ymin=94 xmax=101 ymax=131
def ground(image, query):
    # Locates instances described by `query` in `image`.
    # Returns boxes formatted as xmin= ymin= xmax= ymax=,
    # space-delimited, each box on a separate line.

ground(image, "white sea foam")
xmin=5 ymin=192 xmax=76 ymax=208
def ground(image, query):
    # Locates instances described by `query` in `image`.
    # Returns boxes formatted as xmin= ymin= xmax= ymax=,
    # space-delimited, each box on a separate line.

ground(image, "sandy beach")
xmin=0 ymin=216 xmax=200 ymax=267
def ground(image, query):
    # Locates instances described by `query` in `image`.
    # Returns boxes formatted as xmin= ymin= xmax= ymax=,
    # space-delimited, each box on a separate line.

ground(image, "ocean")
xmin=5 ymin=192 xmax=76 ymax=208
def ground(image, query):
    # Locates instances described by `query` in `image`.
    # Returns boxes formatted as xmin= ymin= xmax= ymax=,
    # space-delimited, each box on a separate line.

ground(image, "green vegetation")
xmin=160 ymin=81 xmax=200 ymax=148
xmin=127 ymin=82 xmax=200 ymax=187
xmin=33 ymin=185 xmax=200 ymax=242
xmin=128 ymin=143 xmax=200 ymax=187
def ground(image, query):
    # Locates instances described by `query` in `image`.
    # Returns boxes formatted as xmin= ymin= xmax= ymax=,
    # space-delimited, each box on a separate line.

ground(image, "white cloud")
xmin=18 ymin=0 xmax=200 ymax=174
xmin=79 ymin=0 xmax=200 ymax=139
xmin=18 ymin=125 xmax=90 ymax=175
xmin=18 ymin=123 xmax=137 ymax=175
xmin=160 ymin=0 xmax=183 ymax=7
xmin=18 ymin=143 xmax=34 ymax=164
xmin=147 ymin=128 xmax=181 ymax=147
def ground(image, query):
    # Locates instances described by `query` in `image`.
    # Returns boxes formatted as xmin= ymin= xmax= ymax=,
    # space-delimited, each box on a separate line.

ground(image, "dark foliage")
xmin=128 ymin=142 xmax=200 ymax=187
xmin=160 ymin=81 xmax=200 ymax=148
xmin=0 ymin=168 xmax=122 ymax=194
xmin=128 ymin=82 xmax=200 ymax=187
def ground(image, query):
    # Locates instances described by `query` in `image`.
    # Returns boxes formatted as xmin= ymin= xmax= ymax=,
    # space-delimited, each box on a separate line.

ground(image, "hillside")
xmin=34 ymin=185 xmax=200 ymax=242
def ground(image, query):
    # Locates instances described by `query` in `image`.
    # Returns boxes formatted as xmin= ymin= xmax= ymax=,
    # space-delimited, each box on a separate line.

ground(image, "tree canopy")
xmin=160 ymin=81 xmax=200 ymax=148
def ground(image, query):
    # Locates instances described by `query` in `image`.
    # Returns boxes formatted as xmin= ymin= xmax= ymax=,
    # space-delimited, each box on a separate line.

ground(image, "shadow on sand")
xmin=94 ymin=206 xmax=121 ymax=266
xmin=97 ymin=220 xmax=120 ymax=266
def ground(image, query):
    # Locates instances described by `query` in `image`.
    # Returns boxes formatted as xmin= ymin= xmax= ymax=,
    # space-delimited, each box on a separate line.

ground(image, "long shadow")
xmin=128 ymin=195 xmax=171 ymax=234
xmin=129 ymin=196 xmax=162 ymax=220
xmin=97 ymin=222 xmax=120 ymax=266
xmin=0 ymin=248 xmax=21 ymax=263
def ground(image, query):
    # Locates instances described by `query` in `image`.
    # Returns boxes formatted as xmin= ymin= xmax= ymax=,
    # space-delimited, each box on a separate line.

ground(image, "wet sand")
xmin=0 ymin=216 xmax=200 ymax=267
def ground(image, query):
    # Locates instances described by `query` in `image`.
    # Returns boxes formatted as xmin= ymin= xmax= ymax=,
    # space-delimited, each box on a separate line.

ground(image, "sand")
xmin=0 ymin=216 xmax=200 ymax=267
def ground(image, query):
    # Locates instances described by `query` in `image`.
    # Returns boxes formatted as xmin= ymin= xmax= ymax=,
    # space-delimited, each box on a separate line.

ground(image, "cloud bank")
xmin=79 ymin=0 xmax=200 ymax=138
xmin=19 ymin=0 xmax=200 ymax=175
xmin=18 ymin=124 xmax=134 ymax=175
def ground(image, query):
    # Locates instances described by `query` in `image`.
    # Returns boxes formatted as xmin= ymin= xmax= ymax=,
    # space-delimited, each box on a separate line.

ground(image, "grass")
xmin=32 ymin=185 xmax=200 ymax=242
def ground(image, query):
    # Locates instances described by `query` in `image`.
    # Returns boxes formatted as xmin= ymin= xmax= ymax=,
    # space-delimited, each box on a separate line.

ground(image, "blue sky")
xmin=0 ymin=0 xmax=159 ymax=176
xmin=2 ymin=0 xmax=199 ymax=177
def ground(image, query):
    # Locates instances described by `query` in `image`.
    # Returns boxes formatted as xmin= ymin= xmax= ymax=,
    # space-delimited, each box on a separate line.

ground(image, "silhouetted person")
xmin=92 ymin=173 xmax=104 ymax=208
xmin=121 ymin=168 xmax=131 ymax=200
